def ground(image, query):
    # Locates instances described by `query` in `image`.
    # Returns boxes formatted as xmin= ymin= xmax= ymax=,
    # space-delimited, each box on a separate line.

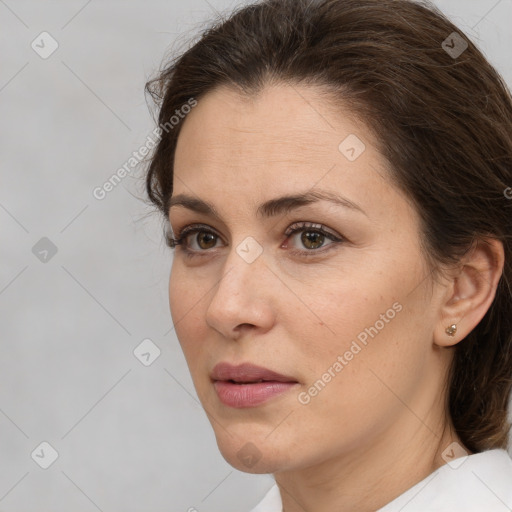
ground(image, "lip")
xmin=211 ymin=362 xmax=299 ymax=408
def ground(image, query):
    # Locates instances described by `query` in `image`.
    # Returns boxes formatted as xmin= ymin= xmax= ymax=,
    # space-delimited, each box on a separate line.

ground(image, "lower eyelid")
xmin=174 ymin=228 xmax=342 ymax=256
xmin=285 ymin=234 xmax=341 ymax=255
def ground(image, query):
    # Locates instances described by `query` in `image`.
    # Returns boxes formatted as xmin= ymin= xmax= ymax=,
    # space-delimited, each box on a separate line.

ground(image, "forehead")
xmin=171 ymin=83 xmax=411 ymax=227
xmin=175 ymin=83 xmax=378 ymax=175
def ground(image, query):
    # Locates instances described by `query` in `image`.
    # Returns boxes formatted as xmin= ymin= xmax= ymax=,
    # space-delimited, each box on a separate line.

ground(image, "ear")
xmin=434 ymin=238 xmax=505 ymax=347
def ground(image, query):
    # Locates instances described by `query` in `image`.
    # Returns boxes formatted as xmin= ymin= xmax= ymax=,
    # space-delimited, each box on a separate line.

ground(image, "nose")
xmin=205 ymin=246 xmax=276 ymax=340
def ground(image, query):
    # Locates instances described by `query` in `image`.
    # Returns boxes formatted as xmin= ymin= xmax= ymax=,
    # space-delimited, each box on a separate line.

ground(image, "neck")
xmin=275 ymin=405 xmax=466 ymax=512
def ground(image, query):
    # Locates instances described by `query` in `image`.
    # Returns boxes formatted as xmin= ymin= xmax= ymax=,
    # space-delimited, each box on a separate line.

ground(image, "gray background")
xmin=1 ymin=0 xmax=511 ymax=510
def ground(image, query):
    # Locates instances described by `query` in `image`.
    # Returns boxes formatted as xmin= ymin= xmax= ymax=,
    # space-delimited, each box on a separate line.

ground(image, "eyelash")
xmin=166 ymin=221 xmax=344 ymax=259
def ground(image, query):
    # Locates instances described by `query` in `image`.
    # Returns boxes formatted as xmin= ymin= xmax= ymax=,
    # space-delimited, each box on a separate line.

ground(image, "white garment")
xmin=248 ymin=449 xmax=512 ymax=511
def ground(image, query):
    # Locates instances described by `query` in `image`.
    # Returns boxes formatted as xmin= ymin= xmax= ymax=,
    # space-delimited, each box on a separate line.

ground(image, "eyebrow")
xmin=169 ymin=189 xmax=367 ymax=219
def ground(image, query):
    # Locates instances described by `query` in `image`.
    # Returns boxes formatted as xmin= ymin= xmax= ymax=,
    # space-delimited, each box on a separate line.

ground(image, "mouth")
xmin=210 ymin=361 xmax=298 ymax=384
xmin=210 ymin=362 xmax=299 ymax=408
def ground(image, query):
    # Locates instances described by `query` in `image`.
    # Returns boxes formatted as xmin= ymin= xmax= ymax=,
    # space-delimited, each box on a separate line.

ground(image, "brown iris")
xmin=196 ymin=232 xmax=217 ymax=250
xmin=301 ymin=231 xmax=325 ymax=250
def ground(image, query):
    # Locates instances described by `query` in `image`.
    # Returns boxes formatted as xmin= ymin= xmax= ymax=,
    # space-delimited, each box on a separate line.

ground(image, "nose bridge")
xmin=206 ymin=236 xmax=272 ymax=332
xmin=213 ymin=236 xmax=266 ymax=303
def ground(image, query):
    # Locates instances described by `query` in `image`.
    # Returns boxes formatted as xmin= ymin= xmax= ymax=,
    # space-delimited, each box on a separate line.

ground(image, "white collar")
xmin=249 ymin=449 xmax=512 ymax=512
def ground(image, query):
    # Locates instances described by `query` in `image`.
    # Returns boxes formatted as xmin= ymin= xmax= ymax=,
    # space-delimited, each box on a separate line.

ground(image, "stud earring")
xmin=445 ymin=324 xmax=457 ymax=336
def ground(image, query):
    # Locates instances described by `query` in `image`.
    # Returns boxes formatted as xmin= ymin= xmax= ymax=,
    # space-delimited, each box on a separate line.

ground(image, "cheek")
xmin=290 ymin=258 xmax=428 ymax=404
xmin=168 ymin=263 xmax=207 ymax=360
xmin=294 ymin=277 xmax=398 ymax=359
xmin=280 ymin=294 xmax=421 ymax=459
xmin=301 ymin=269 xmax=431 ymax=394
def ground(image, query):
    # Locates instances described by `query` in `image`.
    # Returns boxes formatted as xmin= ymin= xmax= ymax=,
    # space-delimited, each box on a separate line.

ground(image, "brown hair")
xmin=145 ymin=0 xmax=512 ymax=452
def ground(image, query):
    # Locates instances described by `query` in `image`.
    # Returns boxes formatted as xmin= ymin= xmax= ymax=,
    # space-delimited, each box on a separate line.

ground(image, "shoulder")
xmin=248 ymin=483 xmax=282 ymax=512
xmin=248 ymin=450 xmax=512 ymax=512
xmin=378 ymin=449 xmax=512 ymax=512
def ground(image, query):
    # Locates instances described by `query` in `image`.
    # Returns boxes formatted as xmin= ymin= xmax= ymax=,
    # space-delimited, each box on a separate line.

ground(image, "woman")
xmin=145 ymin=0 xmax=512 ymax=510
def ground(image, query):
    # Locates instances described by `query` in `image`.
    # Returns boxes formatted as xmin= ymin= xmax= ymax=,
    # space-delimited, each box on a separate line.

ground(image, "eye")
xmin=283 ymin=221 xmax=343 ymax=256
xmin=166 ymin=221 xmax=344 ymax=258
xmin=166 ymin=223 xmax=222 ymax=254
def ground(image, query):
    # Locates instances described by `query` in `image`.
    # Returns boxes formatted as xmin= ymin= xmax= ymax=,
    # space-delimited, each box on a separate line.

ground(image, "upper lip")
xmin=211 ymin=362 xmax=298 ymax=383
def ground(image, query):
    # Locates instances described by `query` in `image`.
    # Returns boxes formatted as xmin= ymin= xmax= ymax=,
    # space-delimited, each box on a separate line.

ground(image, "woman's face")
xmin=168 ymin=83 xmax=451 ymax=474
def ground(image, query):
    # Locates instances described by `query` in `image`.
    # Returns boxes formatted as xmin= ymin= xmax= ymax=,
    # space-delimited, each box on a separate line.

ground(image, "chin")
xmin=210 ymin=424 xmax=293 ymax=474
xmin=217 ymin=440 xmax=289 ymax=474
xmin=200 ymin=385 xmax=302 ymax=472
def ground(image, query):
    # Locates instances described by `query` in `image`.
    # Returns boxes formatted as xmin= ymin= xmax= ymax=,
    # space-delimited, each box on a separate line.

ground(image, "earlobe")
xmin=434 ymin=238 xmax=505 ymax=348
xmin=445 ymin=324 xmax=457 ymax=337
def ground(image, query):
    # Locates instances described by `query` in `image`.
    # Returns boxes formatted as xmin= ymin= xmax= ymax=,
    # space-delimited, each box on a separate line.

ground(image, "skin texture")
xmin=167 ymin=83 xmax=504 ymax=512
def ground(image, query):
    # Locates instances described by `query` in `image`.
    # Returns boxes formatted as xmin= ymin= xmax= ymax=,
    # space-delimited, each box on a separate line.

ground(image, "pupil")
xmin=198 ymin=232 xmax=216 ymax=249
xmin=302 ymin=231 xmax=324 ymax=249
